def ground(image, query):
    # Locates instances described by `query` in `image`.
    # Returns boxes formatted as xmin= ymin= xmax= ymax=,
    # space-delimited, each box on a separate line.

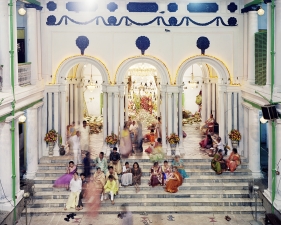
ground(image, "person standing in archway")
xmin=119 ymin=122 xmax=132 ymax=158
xmin=155 ymin=117 xmax=162 ymax=138
xmin=80 ymin=120 xmax=90 ymax=153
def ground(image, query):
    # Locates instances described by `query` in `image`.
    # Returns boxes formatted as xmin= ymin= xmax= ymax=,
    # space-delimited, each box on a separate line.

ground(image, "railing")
xmin=18 ymin=62 xmax=31 ymax=86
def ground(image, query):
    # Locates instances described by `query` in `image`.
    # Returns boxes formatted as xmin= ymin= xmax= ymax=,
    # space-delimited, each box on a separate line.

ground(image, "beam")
xmin=24 ymin=0 xmax=41 ymax=6
xmin=245 ymin=0 xmax=263 ymax=7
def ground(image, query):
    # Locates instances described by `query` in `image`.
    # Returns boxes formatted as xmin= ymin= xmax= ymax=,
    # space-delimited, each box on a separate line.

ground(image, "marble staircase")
xmin=25 ymin=156 xmax=265 ymax=216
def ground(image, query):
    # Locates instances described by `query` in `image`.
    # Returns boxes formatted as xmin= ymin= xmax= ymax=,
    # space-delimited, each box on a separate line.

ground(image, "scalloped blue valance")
xmin=127 ymin=2 xmax=158 ymax=12
xmin=187 ymin=3 xmax=219 ymax=13
xmin=66 ymin=2 xmax=98 ymax=12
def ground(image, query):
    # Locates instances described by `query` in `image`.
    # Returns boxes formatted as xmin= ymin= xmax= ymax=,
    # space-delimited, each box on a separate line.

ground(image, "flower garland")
xmin=228 ymin=129 xmax=241 ymax=141
xmin=105 ymin=133 xmax=118 ymax=145
xmin=167 ymin=133 xmax=180 ymax=144
xmin=44 ymin=130 xmax=58 ymax=143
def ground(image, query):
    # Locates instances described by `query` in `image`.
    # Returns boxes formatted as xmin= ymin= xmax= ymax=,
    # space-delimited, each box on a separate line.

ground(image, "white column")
xmin=36 ymin=10 xmax=42 ymax=81
xmin=119 ymin=93 xmax=125 ymax=133
xmin=38 ymin=106 xmax=43 ymax=159
xmin=207 ymin=83 xmax=211 ymax=116
xmin=69 ymin=84 xmax=74 ymax=124
xmin=275 ymin=0 xmax=281 ymax=90
xmin=60 ymin=86 xmax=67 ymax=145
xmin=173 ymin=93 xmax=178 ymax=133
xmin=79 ymin=86 xmax=84 ymax=122
xmin=108 ymin=93 xmax=113 ymax=134
xmin=227 ymin=93 xmax=232 ymax=149
xmin=12 ymin=0 xmax=18 ymax=87
xmin=233 ymin=93 xmax=238 ymax=130
xmin=113 ymin=92 xmax=119 ymax=136
xmin=167 ymin=92 xmax=173 ymax=136
xmin=218 ymin=86 xmax=226 ymax=143
xmin=211 ymin=83 xmax=216 ymax=117
xmin=102 ymin=92 xmax=108 ymax=151
xmin=178 ymin=88 xmax=183 ymax=154
xmin=74 ymin=84 xmax=79 ymax=125
xmin=0 ymin=0 xmax=11 ymax=92
xmin=161 ymin=91 xmax=167 ymax=154
xmin=247 ymin=11 xmax=258 ymax=83
xmin=53 ymin=92 xmax=60 ymax=156
xmin=125 ymin=80 xmax=129 ymax=121
xmin=157 ymin=88 xmax=161 ymax=117
xmin=243 ymin=12 xmax=248 ymax=80
xmin=48 ymin=92 xmax=53 ymax=130
xmin=0 ymin=120 xmax=13 ymax=211
xmin=243 ymin=105 xmax=249 ymax=158
xmin=201 ymin=82 xmax=207 ymax=122
xmin=264 ymin=121 xmax=272 ymax=201
xmin=14 ymin=115 xmax=22 ymax=196
xmin=65 ymin=85 xmax=69 ymax=127
xmin=25 ymin=103 xmax=42 ymax=179
xmin=42 ymin=92 xmax=48 ymax=156
xmin=26 ymin=7 xmax=38 ymax=85
xmin=248 ymin=108 xmax=262 ymax=178
xmin=266 ymin=3 xmax=271 ymax=86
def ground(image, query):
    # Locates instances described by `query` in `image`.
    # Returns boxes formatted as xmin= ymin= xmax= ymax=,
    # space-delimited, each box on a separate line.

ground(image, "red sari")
xmin=226 ymin=153 xmax=241 ymax=172
xmin=165 ymin=171 xmax=183 ymax=193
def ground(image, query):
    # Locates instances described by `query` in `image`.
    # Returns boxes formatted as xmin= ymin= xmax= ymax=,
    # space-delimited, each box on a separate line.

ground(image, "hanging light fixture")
xmin=19 ymin=115 xmax=26 ymax=123
xmin=257 ymin=7 xmax=265 ymax=16
xmin=18 ymin=4 xmax=26 ymax=16
xmin=86 ymin=65 xmax=96 ymax=92
xmin=188 ymin=65 xmax=199 ymax=89
xmin=260 ymin=116 xmax=268 ymax=124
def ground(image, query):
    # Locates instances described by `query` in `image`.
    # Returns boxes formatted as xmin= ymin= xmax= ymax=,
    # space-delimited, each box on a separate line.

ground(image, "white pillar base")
xmin=263 ymin=189 xmax=281 ymax=211
xmin=175 ymin=143 xmax=180 ymax=156
xmin=0 ymin=190 xmax=24 ymax=211
xmin=167 ymin=145 xmax=171 ymax=156
xmin=53 ymin=142 xmax=60 ymax=156
xmin=251 ymin=171 xmax=264 ymax=179
xmin=24 ymin=171 xmax=36 ymax=180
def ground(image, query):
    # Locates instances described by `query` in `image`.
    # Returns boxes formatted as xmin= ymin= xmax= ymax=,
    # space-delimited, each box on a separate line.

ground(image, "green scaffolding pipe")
xmin=8 ymin=0 xmax=16 ymax=223
xmin=245 ymin=0 xmax=263 ymax=7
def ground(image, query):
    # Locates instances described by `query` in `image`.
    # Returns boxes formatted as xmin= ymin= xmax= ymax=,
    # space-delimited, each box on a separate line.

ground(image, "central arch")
xmin=115 ymin=55 xmax=171 ymax=85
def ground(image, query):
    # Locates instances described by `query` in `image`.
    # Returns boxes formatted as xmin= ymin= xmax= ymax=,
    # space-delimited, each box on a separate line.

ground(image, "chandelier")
xmin=128 ymin=64 xmax=157 ymax=77
xmin=188 ymin=64 xmax=199 ymax=89
xmin=86 ymin=66 xmax=97 ymax=92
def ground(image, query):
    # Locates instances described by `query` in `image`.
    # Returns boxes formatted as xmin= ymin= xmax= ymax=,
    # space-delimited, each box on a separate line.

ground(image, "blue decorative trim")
xmin=167 ymin=3 xmax=178 ymax=12
xmin=127 ymin=2 xmax=158 ymax=12
xmin=66 ymin=2 xmax=98 ymax=12
xmin=25 ymin=3 xmax=43 ymax=11
xmin=227 ymin=2 xmax=237 ymax=13
xmin=47 ymin=1 xmax=57 ymax=11
xmin=136 ymin=36 xmax=150 ymax=55
xmin=187 ymin=3 xmax=218 ymax=13
xmin=46 ymin=15 xmax=238 ymax=27
xmin=168 ymin=17 xmax=177 ymax=26
xmin=76 ymin=36 xmax=89 ymax=55
xmin=108 ymin=16 xmax=117 ymax=25
xmin=196 ymin=37 xmax=210 ymax=55
xmin=107 ymin=2 xmax=118 ymax=12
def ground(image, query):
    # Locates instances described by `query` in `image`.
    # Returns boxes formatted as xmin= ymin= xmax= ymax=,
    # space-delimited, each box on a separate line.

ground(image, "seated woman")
xmin=144 ymin=129 xmax=155 ymax=143
xmin=149 ymin=138 xmax=165 ymax=163
xmin=226 ymin=148 xmax=241 ymax=172
xmin=199 ymin=134 xmax=213 ymax=149
xmin=211 ymin=150 xmax=226 ymax=175
xmin=102 ymin=175 xmax=118 ymax=205
xmin=149 ymin=162 xmax=164 ymax=187
xmin=172 ymin=156 xmax=189 ymax=179
xmin=91 ymin=167 xmax=106 ymax=193
xmin=165 ymin=167 xmax=183 ymax=193
xmin=121 ymin=162 xmax=132 ymax=186
xmin=132 ymin=162 xmax=142 ymax=193
xmin=53 ymin=161 xmax=77 ymax=189
xmin=162 ymin=160 xmax=171 ymax=185
xmin=200 ymin=114 xmax=215 ymax=134
xmin=106 ymin=166 xmax=119 ymax=188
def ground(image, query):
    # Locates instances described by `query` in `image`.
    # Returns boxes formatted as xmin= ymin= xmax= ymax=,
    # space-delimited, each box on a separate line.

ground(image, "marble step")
xmin=23 ymin=205 xmax=265 ymax=215
xmin=32 ymin=190 xmax=251 ymax=199
xmin=37 ymin=162 xmax=248 ymax=170
xmin=28 ymin=197 xmax=262 ymax=208
xmin=33 ymin=182 xmax=249 ymax=192
xmin=34 ymin=175 xmax=255 ymax=184
xmin=36 ymin=169 xmax=251 ymax=177
xmin=39 ymin=156 xmax=248 ymax=164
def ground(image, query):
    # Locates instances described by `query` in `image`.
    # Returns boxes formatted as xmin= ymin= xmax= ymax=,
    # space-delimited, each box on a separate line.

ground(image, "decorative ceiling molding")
xmin=127 ymin=2 xmax=158 ymax=12
xmin=187 ymin=3 xmax=219 ymax=13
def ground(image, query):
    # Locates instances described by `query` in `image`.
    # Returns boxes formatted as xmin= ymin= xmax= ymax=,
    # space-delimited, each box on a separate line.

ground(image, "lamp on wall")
xmin=18 ymin=4 xmax=26 ymax=16
xmin=19 ymin=115 xmax=26 ymax=123
xmin=188 ymin=64 xmax=199 ymax=89
xmin=257 ymin=7 xmax=265 ymax=16
xmin=260 ymin=116 xmax=268 ymax=124
xmin=86 ymin=65 xmax=96 ymax=92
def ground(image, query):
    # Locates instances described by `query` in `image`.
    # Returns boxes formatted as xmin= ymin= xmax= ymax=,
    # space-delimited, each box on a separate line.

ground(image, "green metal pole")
xmin=270 ymin=0 xmax=276 ymax=213
xmin=8 ymin=0 xmax=17 ymax=223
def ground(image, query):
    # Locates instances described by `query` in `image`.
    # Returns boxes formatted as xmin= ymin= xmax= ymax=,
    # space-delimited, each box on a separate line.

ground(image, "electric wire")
xmin=0 ymin=179 xmax=14 ymax=207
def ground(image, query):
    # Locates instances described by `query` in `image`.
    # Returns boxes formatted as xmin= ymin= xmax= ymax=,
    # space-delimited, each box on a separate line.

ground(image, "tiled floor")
xmin=18 ymin=212 xmax=264 ymax=225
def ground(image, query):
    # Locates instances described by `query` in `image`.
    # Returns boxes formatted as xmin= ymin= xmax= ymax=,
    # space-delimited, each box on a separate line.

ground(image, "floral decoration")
xmin=228 ymin=129 xmax=241 ymax=141
xmin=167 ymin=133 xmax=180 ymax=144
xmin=44 ymin=130 xmax=58 ymax=143
xmin=105 ymin=133 xmax=118 ymax=145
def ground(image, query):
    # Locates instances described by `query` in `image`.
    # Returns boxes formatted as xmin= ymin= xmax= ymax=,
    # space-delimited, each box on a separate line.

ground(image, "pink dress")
xmin=53 ymin=166 xmax=77 ymax=188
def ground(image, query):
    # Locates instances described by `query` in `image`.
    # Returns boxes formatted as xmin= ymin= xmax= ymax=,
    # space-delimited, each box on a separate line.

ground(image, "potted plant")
xmin=58 ymin=135 xmax=65 ymax=156
xmin=105 ymin=133 xmax=118 ymax=148
xmin=167 ymin=133 xmax=180 ymax=150
xmin=228 ymin=129 xmax=241 ymax=148
xmin=44 ymin=129 xmax=58 ymax=157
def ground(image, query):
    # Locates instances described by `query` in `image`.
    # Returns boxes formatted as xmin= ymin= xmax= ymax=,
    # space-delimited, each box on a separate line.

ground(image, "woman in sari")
xmin=132 ymin=162 xmax=142 ymax=193
xmin=172 ymin=156 xmax=189 ymax=179
xmin=149 ymin=138 xmax=165 ymax=163
xmin=91 ymin=167 xmax=106 ymax=193
xmin=149 ymin=162 xmax=164 ymax=187
xmin=136 ymin=121 xmax=143 ymax=152
xmin=200 ymin=114 xmax=215 ymax=134
xmin=211 ymin=150 xmax=226 ymax=175
xmin=119 ymin=122 xmax=132 ymax=158
xmin=165 ymin=167 xmax=183 ymax=193
xmin=53 ymin=161 xmax=77 ymax=189
xmin=162 ymin=160 xmax=171 ymax=184
xmin=199 ymin=134 xmax=213 ymax=149
xmin=155 ymin=117 xmax=162 ymax=138
xmin=226 ymin=148 xmax=241 ymax=172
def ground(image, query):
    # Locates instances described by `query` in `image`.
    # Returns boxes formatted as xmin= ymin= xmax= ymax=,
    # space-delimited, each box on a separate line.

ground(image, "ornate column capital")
xmin=31 ymin=102 xmax=44 ymax=109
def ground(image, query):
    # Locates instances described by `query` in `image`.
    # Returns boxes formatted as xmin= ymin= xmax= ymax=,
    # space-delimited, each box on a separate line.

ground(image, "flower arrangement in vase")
xmin=228 ymin=129 xmax=241 ymax=141
xmin=105 ymin=133 xmax=118 ymax=147
xmin=44 ymin=129 xmax=58 ymax=143
xmin=167 ymin=133 xmax=180 ymax=145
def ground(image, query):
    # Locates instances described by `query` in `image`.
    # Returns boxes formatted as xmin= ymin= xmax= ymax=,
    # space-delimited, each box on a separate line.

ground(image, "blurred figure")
xmin=136 ymin=121 xmax=143 ymax=152
xmin=83 ymin=152 xmax=92 ymax=178
xmin=119 ymin=203 xmax=133 ymax=225
xmin=80 ymin=120 xmax=90 ymax=152
xmin=119 ymin=122 xmax=132 ymax=158
xmin=77 ymin=173 xmax=87 ymax=210
xmin=69 ymin=131 xmax=81 ymax=164
xmin=64 ymin=172 xmax=81 ymax=210
xmin=109 ymin=147 xmax=122 ymax=174
xmin=91 ymin=167 xmax=105 ymax=195
xmin=155 ymin=117 xmax=162 ymax=138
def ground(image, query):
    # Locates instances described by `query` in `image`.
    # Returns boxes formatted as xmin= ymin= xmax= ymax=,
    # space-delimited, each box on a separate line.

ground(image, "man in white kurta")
xmin=69 ymin=131 xmax=81 ymax=164
xmin=64 ymin=172 xmax=82 ymax=210
xmin=80 ymin=120 xmax=90 ymax=152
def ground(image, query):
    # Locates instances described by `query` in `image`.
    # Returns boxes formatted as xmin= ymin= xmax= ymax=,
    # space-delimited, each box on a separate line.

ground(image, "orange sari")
xmin=226 ymin=153 xmax=241 ymax=172
xmin=165 ymin=171 xmax=183 ymax=193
